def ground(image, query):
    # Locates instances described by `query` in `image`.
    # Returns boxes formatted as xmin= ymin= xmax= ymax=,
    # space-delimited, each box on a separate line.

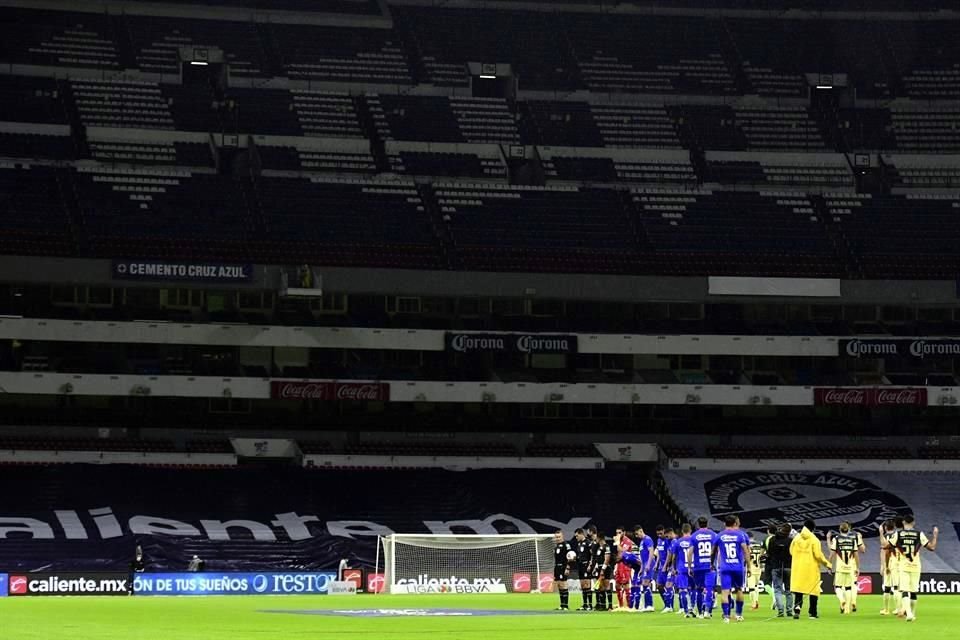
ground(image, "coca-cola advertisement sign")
xmin=816 ymin=389 xmax=868 ymax=405
xmin=334 ymin=383 xmax=389 ymax=402
xmin=271 ymin=381 xmax=389 ymax=401
xmin=874 ymin=388 xmax=926 ymax=406
xmin=814 ymin=387 xmax=927 ymax=407
xmin=272 ymin=381 xmax=331 ymax=400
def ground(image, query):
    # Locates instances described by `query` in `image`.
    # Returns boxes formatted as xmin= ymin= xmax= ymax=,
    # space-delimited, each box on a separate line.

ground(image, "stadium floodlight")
xmin=189 ymin=61 xmax=209 ymax=66
xmin=377 ymin=534 xmax=556 ymax=595
xmin=479 ymin=74 xmax=497 ymax=79
xmin=815 ymin=84 xmax=833 ymax=89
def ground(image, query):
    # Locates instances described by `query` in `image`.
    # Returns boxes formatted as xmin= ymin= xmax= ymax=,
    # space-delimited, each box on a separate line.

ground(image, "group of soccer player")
xmin=552 ymin=516 xmax=764 ymax=622
xmin=552 ymin=513 xmax=938 ymax=623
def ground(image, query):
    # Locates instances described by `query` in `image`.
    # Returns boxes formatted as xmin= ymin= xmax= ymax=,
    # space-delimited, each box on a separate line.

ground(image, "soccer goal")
xmin=376 ymin=534 xmax=556 ymax=594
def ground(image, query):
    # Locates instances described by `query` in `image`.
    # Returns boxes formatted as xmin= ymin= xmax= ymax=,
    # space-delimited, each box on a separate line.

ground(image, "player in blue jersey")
xmin=632 ymin=525 xmax=656 ymax=612
xmin=668 ymin=523 xmax=696 ymax=617
xmin=654 ymin=525 xmax=676 ymax=613
xmin=691 ymin=516 xmax=718 ymax=617
xmin=713 ymin=514 xmax=750 ymax=623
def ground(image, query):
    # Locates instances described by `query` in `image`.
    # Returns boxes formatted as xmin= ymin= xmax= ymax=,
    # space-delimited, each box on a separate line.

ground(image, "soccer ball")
xmin=566 ymin=550 xmax=577 ymax=561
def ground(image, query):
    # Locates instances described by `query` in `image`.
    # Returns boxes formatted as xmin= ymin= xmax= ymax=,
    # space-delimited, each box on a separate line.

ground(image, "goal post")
xmin=377 ymin=534 xmax=556 ymax=594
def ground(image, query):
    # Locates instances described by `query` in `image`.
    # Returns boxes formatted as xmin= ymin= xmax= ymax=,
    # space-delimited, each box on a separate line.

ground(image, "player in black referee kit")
xmin=553 ymin=530 xmax=574 ymax=610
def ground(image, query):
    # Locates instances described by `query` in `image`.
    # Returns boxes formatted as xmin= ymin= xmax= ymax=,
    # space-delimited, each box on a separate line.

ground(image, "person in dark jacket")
xmin=766 ymin=523 xmax=794 ymax=617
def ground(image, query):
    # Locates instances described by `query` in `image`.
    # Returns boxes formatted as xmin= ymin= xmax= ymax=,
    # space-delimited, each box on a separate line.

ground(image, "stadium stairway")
xmin=57 ymin=79 xmax=90 ymax=161
xmin=649 ymin=468 xmax=692 ymax=528
xmin=354 ymin=94 xmax=391 ymax=173
xmin=815 ymin=194 xmax=863 ymax=279
xmin=253 ymin=22 xmax=285 ymax=78
xmin=417 ymin=183 xmax=457 ymax=271
xmin=717 ymin=17 xmax=754 ymax=95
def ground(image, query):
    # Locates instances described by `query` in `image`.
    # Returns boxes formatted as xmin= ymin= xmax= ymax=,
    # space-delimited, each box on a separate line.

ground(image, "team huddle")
xmin=552 ymin=514 xmax=938 ymax=623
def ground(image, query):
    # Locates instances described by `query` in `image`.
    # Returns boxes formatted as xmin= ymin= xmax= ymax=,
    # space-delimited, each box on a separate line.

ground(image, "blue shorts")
xmin=692 ymin=569 xmax=711 ymax=590
xmin=657 ymin=571 xmax=671 ymax=586
xmin=674 ymin=571 xmax=689 ymax=589
xmin=720 ymin=569 xmax=744 ymax=591
xmin=706 ymin=571 xmax=718 ymax=590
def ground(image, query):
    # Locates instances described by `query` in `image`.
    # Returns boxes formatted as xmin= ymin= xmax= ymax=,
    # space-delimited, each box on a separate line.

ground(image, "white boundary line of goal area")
xmin=376 ymin=534 xmax=556 ymax=595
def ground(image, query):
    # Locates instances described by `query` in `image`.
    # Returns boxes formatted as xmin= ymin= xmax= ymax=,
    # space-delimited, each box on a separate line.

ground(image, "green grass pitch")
xmin=0 ymin=593 xmax=954 ymax=640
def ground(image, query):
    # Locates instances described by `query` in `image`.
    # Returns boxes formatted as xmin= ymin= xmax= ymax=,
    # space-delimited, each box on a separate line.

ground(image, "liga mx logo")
xmin=704 ymin=472 xmax=911 ymax=539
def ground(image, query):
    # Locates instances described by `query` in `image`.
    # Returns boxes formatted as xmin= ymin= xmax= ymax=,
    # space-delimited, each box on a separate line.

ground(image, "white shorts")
xmin=899 ymin=569 xmax=921 ymax=594
xmin=834 ymin=571 xmax=855 ymax=589
xmin=883 ymin=569 xmax=899 ymax=590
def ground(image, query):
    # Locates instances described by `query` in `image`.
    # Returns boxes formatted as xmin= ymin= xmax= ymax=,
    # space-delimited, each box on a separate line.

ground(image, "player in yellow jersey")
xmin=746 ymin=530 xmax=765 ymax=610
xmin=878 ymin=519 xmax=900 ymax=616
xmin=829 ymin=522 xmax=860 ymax=614
xmin=885 ymin=515 xmax=938 ymax=622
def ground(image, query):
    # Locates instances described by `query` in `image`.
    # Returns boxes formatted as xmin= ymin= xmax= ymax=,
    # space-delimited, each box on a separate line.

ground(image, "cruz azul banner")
xmin=445 ymin=333 xmax=577 ymax=354
xmin=662 ymin=469 xmax=960 ymax=573
xmin=270 ymin=381 xmax=390 ymax=401
xmin=112 ymin=260 xmax=253 ymax=283
xmin=841 ymin=338 xmax=960 ymax=360
xmin=814 ymin=387 xmax=927 ymax=406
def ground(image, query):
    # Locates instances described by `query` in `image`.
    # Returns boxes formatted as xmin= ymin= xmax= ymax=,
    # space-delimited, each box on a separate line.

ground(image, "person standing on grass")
xmin=882 ymin=515 xmax=938 ymax=622
xmin=767 ymin=523 xmax=793 ymax=617
xmin=828 ymin=521 xmax=860 ymax=614
xmin=790 ymin=519 xmax=832 ymax=619
xmin=553 ymin=529 xmax=574 ymax=611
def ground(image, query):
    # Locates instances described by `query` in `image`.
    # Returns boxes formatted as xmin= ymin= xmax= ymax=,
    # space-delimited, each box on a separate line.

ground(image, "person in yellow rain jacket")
xmin=790 ymin=519 xmax=833 ymax=619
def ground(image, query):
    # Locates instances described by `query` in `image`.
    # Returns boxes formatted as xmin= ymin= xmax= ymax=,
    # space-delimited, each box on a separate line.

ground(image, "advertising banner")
xmin=229 ymin=438 xmax=298 ymax=458
xmin=822 ymin=572 xmax=960 ymax=595
xmin=342 ymin=568 xmax=363 ymax=591
xmin=328 ymin=580 xmax=357 ymax=595
xmin=7 ymin=572 xmax=130 ymax=596
xmin=367 ymin=573 xmax=386 ymax=594
xmin=132 ymin=572 xmax=337 ymax=596
xmin=841 ymin=338 xmax=960 ymax=360
xmin=662 ymin=468 xmax=960 ymax=572
xmin=112 ymin=260 xmax=253 ymax=283
xmin=270 ymin=381 xmax=390 ymax=401
xmin=392 ymin=579 xmax=508 ymax=594
xmin=814 ymin=387 xmax=927 ymax=406
xmin=593 ymin=443 xmax=658 ymax=462
xmin=445 ymin=333 xmax=577 ymax=355
xmin=0 ymin=573 xmax=6 ymax=597
xmin=512 ymin=573 xmax=560 ymax=593
xmin=0 ymin=465 xmax=641 ymax=575
xmin=708 ymin=276 xmax=841 ymax=298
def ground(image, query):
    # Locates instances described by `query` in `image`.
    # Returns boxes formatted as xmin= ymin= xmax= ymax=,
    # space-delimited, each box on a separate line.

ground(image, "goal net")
xmin=378 ymin=534 xmax=556 ymax=594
